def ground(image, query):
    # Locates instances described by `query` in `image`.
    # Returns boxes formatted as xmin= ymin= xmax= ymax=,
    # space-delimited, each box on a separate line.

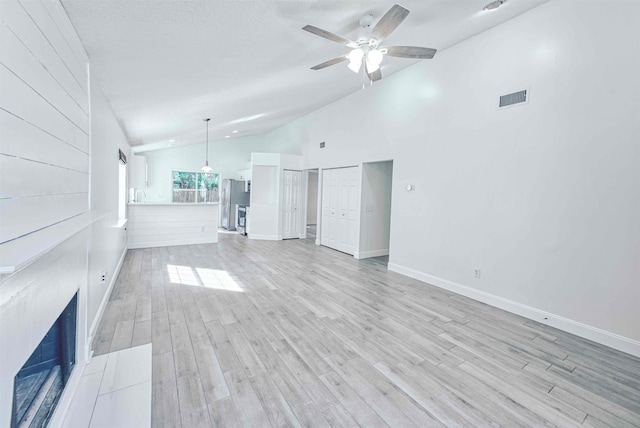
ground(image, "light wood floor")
xmin=93 ymin=233 xmax=640 ymax=427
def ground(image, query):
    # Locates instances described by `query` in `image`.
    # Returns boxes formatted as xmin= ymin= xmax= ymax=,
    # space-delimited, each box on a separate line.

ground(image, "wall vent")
xmin=499 ymin=89 xmax=527 ymax=108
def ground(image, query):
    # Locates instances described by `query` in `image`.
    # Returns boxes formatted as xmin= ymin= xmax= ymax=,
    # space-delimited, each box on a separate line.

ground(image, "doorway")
xmin=358 ymin=160 xmax=393 ymax=259
xmin=305 ymin=169 xmax=319 ymax=240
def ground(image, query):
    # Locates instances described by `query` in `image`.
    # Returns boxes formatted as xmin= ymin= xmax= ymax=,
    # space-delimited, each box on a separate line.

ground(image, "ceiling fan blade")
xmin=370 ymin=4 xmax=410 ymax=44
xmin=364 ymin=61 xmax=382 ymax=82
xmin=302 ymin=25 xmax=357 ymax=48
xmin=367 ymin=68 xmax=382 ymax=82
xmin=385 ymin=46 xmax=437 ymax=59
xmin=310 ymin=56 xmax=349 ymax=70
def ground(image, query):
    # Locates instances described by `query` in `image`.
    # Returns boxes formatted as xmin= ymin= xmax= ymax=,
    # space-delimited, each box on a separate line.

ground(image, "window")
xmin=172 ymin=170 xmax=220 ymax=203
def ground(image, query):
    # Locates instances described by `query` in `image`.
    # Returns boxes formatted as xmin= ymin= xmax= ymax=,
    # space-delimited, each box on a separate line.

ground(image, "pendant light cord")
xmin=205 ymin=118 xmax=210 ymax=162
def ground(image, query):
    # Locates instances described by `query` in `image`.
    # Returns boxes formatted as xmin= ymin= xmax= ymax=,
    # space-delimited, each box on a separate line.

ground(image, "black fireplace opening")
xmin=12 ymin=293 xmax=77 ymax=428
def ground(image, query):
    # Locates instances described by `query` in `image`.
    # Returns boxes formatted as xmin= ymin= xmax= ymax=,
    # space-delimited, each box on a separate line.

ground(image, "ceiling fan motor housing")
xmin=359 ymin=14 xmax=374 ymax=28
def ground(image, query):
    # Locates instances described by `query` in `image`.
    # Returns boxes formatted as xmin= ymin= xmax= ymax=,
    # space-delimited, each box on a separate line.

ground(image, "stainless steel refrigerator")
xmin=221 ymin=179 xmax=250 ymax=230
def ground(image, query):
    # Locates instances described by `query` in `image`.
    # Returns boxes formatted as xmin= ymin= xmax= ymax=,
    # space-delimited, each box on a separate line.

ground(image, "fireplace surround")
xmin=0 ymin=231 xmax=90 ymax=427
xmin=11 ymin=294 xmax=77 ymax=427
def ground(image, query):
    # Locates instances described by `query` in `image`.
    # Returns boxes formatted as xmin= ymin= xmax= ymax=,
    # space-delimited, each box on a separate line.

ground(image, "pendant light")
xmin=201 ymin=118 xmax=212 ymax=172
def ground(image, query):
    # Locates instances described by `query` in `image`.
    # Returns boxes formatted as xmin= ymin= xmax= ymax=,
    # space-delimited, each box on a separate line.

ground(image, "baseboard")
xmin=355 ymin=249 xmax=389 ymax=259
xmin=387 ymin=262 xmax=640 ymax=358
xmin=249 ymin=234 xmax=280 ymax=241
xmin=128 ymin=237 xmax=218 ymax=249
xmin=88 ymin=246 xmax=126 ymax=346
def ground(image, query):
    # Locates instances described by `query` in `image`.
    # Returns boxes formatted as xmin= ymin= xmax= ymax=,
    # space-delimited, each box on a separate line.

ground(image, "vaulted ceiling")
xmin=61 ymin=0 xmax=549 ymax=152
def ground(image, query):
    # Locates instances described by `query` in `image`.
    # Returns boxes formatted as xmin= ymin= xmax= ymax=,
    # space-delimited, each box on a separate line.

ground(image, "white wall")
xmin=250 ymin=165 xmax=280 ymax=239
xmin=264 ymin=1 xmax=640 ymax=355
xmin=264 ymin=121 xmax=304 ymax=155
xmin=359 ymin=161 xmax=393 ymax=258
xmin=138 ymin=135 xmax=265 ymax=203
xmin=87 ymin=77 xmax=130 ymax=338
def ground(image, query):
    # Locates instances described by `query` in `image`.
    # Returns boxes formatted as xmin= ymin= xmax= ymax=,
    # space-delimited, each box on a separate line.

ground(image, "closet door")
xmin=344 ymin=167 xmax=359 ymax=255
xmin=283 ymin=170 xmax=302 ymax=239
xmin=321 ymin=169 xmax=338 ymax=248
xmin=321 ymin=167 xmax=358 ymax=255
xmin=336 ymin=169 xmax=349 ymax=252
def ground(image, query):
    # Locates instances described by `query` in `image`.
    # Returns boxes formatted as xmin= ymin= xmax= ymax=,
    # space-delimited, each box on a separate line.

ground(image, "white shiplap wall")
xmin=0 ymin=0 xmax=90 ymax=244
xmin=0 ymin=1 xmax=92 ymax=424
xmin=128 ymin=204 xmax=219 ymax=249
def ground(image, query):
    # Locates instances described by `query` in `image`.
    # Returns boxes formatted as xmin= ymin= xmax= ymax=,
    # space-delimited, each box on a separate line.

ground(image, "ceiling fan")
xmin=303 ymin=4 xmax=437 ymax=82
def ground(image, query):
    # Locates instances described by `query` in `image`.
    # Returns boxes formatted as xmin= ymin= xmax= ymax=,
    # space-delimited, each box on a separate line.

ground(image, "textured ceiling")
xmin=61 ymin=0 xmax=549 ymax=152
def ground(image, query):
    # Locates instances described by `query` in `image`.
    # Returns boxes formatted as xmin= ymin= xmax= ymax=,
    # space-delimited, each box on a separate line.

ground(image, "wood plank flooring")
xmin=93 ymin=233 xmax=640 ymax=427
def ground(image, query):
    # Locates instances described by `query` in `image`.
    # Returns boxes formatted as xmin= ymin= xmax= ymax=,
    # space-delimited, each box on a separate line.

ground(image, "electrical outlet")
xmin=100 ymin=270 xmax=107 ymax=283
xmin=474 ymin=268 xmax=481 ymax=278
xmin=201 ymin=226 xmax=206 ymax=232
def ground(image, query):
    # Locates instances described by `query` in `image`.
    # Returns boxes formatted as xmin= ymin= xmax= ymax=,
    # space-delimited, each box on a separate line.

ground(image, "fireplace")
xmin=11 ymin=294 xmax=77 ymax=428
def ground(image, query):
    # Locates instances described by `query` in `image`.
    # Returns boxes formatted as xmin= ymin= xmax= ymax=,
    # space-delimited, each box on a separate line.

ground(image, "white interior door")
xmin=345 ymin=167 xmax=359 ymax=255
xmin=321 ymin=167 xmax=358 ymax=255
xmin=283 ymin=170 xmax=302 ymax=239
xmin=321 ymin=170 xmax=332 ymax=247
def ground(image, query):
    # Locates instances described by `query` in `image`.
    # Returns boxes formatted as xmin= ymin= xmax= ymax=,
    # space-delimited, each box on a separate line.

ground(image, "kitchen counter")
xmin=128 ymin=203 xmax=218 ymax=249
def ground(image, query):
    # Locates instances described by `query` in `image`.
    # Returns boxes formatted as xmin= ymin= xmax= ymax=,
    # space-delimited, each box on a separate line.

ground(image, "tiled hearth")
xmin=62 ymin=344 xmax=151 ymax=428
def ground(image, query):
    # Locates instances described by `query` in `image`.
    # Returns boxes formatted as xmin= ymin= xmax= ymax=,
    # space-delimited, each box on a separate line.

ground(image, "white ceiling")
xmin=61 ymin=0 xmax=549 ymax=152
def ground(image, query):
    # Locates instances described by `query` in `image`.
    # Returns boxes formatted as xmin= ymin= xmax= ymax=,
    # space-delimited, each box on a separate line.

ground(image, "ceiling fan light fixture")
xmin=368 ymin=49 xmax=384 ymax=67
xmin=365 ymin=58 xmax=380 ymax=73
xmin=365 ymin=49 xmax=384 ymax=73
xmin=348 ymin=48 xmax=364 ymax=62
xmin=347 ymin=48 xmax=364 ymax=73
xmin=348 ymin=59 xmax=362 ymax=73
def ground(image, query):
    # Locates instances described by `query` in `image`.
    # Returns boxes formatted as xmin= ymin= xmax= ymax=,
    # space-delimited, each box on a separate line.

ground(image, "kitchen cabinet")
xmin=239 ymin=168 xmax=252 ymax=192
xmin=239 ymin=168 xmax=251 ymax=181
xmin=129 ymin=155 xmax=147 ymax=190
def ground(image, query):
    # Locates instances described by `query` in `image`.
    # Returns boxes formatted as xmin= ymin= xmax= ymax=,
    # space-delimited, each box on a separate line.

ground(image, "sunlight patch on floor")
xmin=166 ymin=264 xmax=244 ymax=292
xmin=166 ymin=264 xmax=200 ymax=286
xmin=196 ymin=268 xmax=244 ymax=292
